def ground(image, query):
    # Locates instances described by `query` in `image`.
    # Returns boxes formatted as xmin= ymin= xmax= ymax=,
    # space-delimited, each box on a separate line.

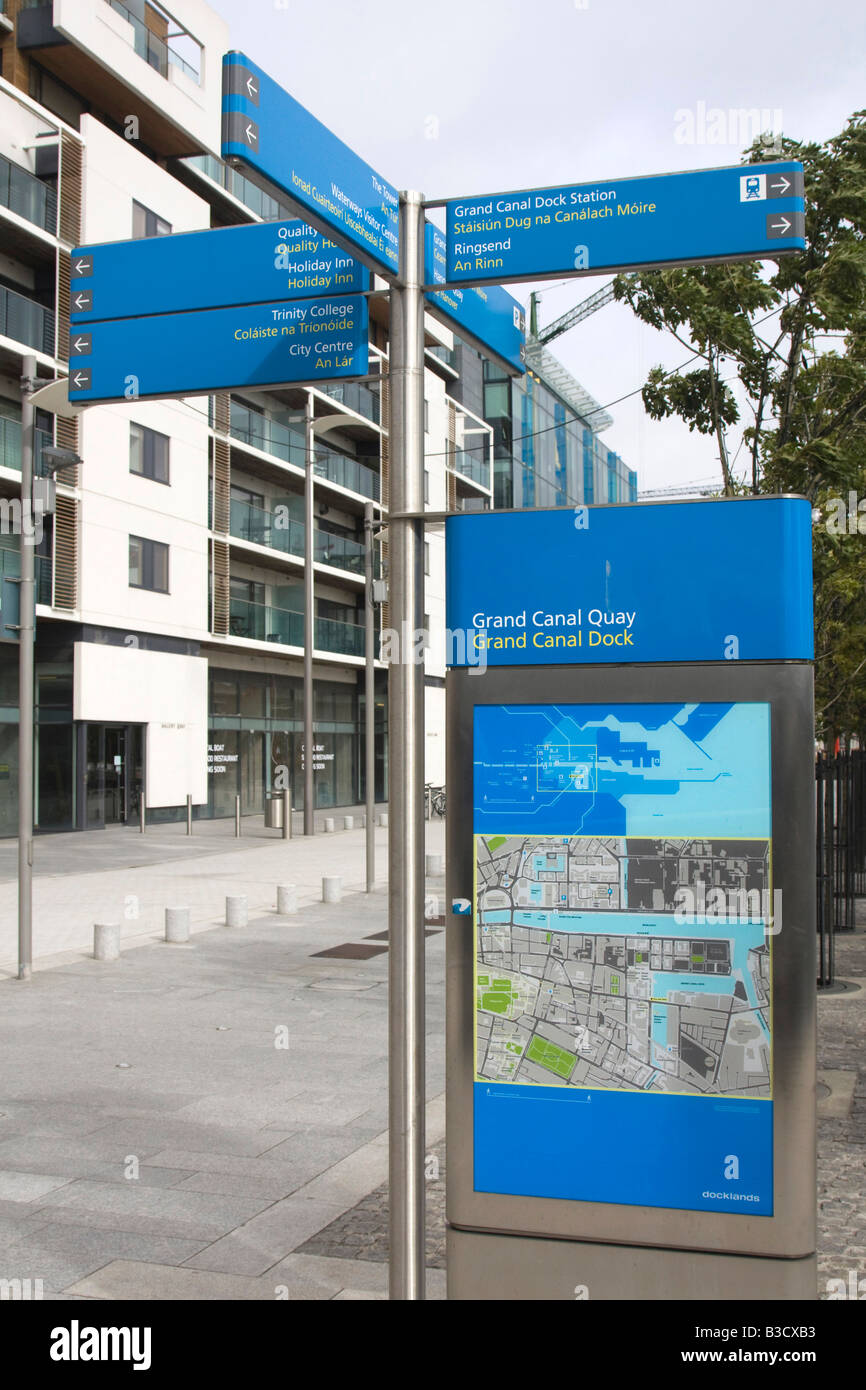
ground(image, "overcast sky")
xmin=211 ymin=0 xmax=865 ymax=492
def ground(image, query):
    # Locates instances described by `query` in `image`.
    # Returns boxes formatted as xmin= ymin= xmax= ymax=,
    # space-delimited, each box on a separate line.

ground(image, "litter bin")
xmin=264 ymin=791 xmax=284 ymax=830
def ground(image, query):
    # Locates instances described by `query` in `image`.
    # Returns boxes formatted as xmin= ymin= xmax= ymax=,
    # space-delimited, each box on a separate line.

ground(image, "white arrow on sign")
xmin=245 ymin=124 xmax=256 ymax=144
xmin=246 ymin=77 xmax=257 ymax=97
xmin=770 ymin=176 xmax=791 ymax=193
xmin=72 ymin=337 xmax=88 ymax=352
xmin=72 ymin=372 xmax=89 ymax=388
xmin=73 ymin=294 xmax=89 ymax=310
xmin=771 ymin=216 xmax=792 ymax=234
xmin=74 ymin=259 xmax=90 ymax=274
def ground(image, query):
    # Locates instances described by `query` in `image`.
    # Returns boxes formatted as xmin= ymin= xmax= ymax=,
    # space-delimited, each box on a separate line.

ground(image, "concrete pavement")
xmin=0 ymin=815 xmax=444 ymax=976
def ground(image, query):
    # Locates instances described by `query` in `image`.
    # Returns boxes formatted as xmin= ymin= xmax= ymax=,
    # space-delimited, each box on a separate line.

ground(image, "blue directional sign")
xmin=221 ymin=52 xmax=399 ymax=279
xmin=424 ymin=223 xmax=525 ymax=374
xmin=444 ymin=161 xmax=805 ymax=286
xmin=70 ymin=220 xmax=368 ymax=323
xmin=67 ymin=295 xmax=368 ymax=404
xmin=447 ymin=497 xmax=814 ymax=665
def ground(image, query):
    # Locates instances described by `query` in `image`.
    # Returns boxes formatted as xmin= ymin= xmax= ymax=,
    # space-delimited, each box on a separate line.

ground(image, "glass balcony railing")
xmin=313 ymin=446 xmax=379 ymax=501
xmin=0 ymin=548 xmax=53 ymax=605
xmin=0 ymin=419 xmax=55 ymax=474
xmin=229 ymin=498 xmax=365 ymax=577
xmin=453 ymin=448 xmax=491 ymax=488
xmin=0 ymin=152 xmax=57 ymax=234
xmin=317 ymin=380 xmax=381 ymax=426
xmin=228 ymin=598 xmax=366 ymax=656
xmin=105 ymin=0 xmax=201 ymax=83
xmin=0 ymin=287 xmax=55 ymax=356
xmin=230 ymin=498 xmax=304 ymax=558
xmin=314 ymin=530 xmax=365 ymax=575
xmin=183 ymin=155 xmax=294 ymax=222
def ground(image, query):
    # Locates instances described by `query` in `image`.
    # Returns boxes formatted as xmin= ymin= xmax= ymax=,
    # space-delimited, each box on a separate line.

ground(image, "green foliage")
xmin=614 ymin=113 xmax=866 ymax=735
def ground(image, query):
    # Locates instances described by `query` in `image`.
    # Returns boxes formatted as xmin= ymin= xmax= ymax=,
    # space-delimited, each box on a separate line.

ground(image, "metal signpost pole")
xmin=388 ymin=191 xmax=427 ymax=1300
xmin=364 ymin=501 xmax=376 ymax=892
xmin=303 ymin=394 xmax=315 ymax=836
xmin=17 ymin=355 xmax=36 ymax=982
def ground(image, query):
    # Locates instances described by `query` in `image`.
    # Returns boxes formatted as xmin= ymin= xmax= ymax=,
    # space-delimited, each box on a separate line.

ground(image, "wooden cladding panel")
xmin=53 ymin=494 xmax=78 ymax=610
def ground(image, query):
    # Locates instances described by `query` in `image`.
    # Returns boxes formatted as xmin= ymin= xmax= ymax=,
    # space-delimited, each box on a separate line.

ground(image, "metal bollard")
xmin=322 ymin=876 xmax=342 ymax=903
xmin=225 ymin=895 xmax=247 ymax=928
xmin=282 ymin=787 xmax=291 ymax=841
xmin=324 ymin=817 xmax=335 ymax=833
xmin=277 ymin=884 xmax=298 ymax=915
xmin=186 ymin=794 xmax=192 ymax=835
xmin=235 ymin=795 xmax=241 ymax=838
xmin=425 ymin=853 xmax=444 ymax=876
xmin=139 ymin=797 xmax=146 ymax=834
xmin=165 ymin=906 xmax=190 ymax=944
xmin=343 ymin=815 xmax=354 ymax=831
xmin=93 ymin=923 xmax=120 ymax=961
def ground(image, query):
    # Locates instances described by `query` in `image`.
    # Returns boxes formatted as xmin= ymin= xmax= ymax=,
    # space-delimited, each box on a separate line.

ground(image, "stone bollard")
xmin=378 ymin=812 xmax=389 ymax=828
xmin=93 ymin=923 xmax=120 ymax=962
xmin=225 ymin=895 xmax=247 ymax=928
xmin=324 ymin=817 xmax=335 ymax=833
xmin=343 ymin=815 xmax=354 ymax=831
xmin=425 ymin=853 xmax=445 ymax=876
xmin=322 ymin=876 xmax=342 ymax=904
xmin=277 ymin=884 xmax=298 ymax=915
xmin=165 ymin=906 xmax=190 ymax=944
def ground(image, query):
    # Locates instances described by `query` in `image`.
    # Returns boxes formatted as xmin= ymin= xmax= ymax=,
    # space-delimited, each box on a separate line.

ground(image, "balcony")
xmin=227 ymin=411 xmax=380 ymax=501
xmin=183 ymin=155 xmax=294 ymax=223
xmin=228 ymin=598 xmax=366 ymax=657
xmin=453 ymin=448 xmax=491 ymax=489
xmin=0 ymin=287 xmax=55 ymax=357
xmin=229 ymin=498 xmax=365 ymax=577
xmin=0 ymin=547 xmax=52 ymax=605
xmin=0 ymin=420 xmax=56 ymax=475
xmin=105 ymin=1 xmax=200 ymax=84
xmin=0 ymin=153 xmax=57 ymax=235
xmin=317 ymin=380 xmax=381 ymax=427
xmin=314 ymin=445 xmax=379 ymax=501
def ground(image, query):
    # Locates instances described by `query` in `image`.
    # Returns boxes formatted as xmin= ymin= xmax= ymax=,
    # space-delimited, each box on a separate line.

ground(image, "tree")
xmin=614 ymin=114 xmax=866 ymax=734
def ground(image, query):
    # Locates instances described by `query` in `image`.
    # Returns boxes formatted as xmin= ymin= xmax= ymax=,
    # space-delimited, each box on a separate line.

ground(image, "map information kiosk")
xmin=445 ymin=497 xmax=816 ymax=1300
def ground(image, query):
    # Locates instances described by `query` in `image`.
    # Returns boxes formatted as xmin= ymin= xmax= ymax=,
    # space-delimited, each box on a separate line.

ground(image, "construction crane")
xmin=639 ymin=482 xmax=721 ymax=498
xmin=529 ymin=280 xmax=618 ymax=345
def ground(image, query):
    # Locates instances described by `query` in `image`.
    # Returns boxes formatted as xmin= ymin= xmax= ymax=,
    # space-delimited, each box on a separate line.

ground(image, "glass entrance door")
xmin=82 ymin=724 xmax=145 ymax=828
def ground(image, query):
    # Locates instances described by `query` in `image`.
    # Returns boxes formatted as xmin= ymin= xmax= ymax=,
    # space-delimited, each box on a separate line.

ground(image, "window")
xmin=130 ymin=423 xmax=169 ymax=483
xmin=132 ymin=200 xmax=171 ymax=239
xmin=424 ymin=542 xmax=431 ymax=575
xmin=424 ymin=399 xmax=430 ymax=434
xmin=129 ymin=536 xmax=169 ymax=593
xmin=424 ymin=469 xmax=430 ymax=505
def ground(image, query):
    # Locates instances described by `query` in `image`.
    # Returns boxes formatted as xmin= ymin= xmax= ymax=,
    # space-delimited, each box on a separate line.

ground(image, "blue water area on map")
xmin=473 ymin=702 xmax=771 ymax=836
xmin=474 ymin=1083 xmax=773 ymax=1213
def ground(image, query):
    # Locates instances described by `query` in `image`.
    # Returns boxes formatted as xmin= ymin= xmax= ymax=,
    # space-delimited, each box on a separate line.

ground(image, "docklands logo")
xmin=50 ymin=1321 xmax=152 ymax=1371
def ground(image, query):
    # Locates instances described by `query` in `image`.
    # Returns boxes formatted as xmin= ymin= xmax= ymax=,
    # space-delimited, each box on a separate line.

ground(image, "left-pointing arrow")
xmin=69 ymin=369 xmax=91 ymax=391
xmin=72 ymin=291 xmax=93 ymax=312
xmin=72 ymin=255 xmax=93 ymax=277
xmin=69 ymin=334 xmax=92 ymax=355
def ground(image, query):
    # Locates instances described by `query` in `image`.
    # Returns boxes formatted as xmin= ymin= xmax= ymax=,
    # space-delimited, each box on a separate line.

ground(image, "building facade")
xmin=0 ymin=0 xmax=630 ymax=836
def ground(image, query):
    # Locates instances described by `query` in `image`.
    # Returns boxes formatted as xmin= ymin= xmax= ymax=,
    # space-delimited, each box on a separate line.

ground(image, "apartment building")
xmin=0 ymin=0 xmax=631 ymax=837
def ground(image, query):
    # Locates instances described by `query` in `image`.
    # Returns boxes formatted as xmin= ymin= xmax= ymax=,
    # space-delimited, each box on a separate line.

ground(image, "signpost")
xmin=441 ymin=161 xmax=805 ymax=286
xmin=66 ymin=295 xmax=368 ymax=403
xmin=221 ymin=52 xmax=399 ymax=279
xmin=445 ymin=498 xmax=816 ymax=1300
xmin=56 ymin=48 xmax=814 ymax=1304
xmin=425 ymin=224 xmax=525 ymax=374
xmin=70 ymin=220 xmax=368 ymax=322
